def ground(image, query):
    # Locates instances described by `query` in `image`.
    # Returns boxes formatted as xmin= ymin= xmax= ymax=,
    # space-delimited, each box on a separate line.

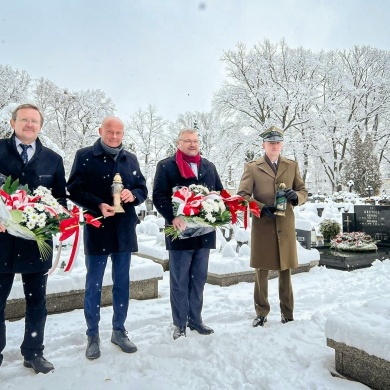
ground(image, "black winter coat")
xmin=152 ymin=155 xmax=223 ymax=250
xmin=66 ymin=140 xmax=148 ymax=255
xmin=0 ymin=134 xmax=67 ymax=273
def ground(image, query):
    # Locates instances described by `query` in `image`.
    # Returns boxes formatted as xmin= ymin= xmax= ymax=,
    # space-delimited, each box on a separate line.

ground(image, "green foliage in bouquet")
xmin=1 ymin=176 xmax=28 ymax=195
xmin=0 ymin=176 xmax=68 ymax=259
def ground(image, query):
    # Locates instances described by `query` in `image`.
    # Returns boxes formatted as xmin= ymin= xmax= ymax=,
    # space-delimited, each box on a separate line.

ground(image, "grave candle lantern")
xmin=111 ymin=173 xmax=125 ymax=213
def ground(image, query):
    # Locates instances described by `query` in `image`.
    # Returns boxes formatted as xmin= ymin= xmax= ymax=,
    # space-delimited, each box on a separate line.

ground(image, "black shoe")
xmin=173 ymin=326 xmax=186 ymax=340
xmin=0 ymin=353 xmax=3 ymax=366
xmin=111 ymin=330 xmax=137 ymax=353
xmin=281 ymin=314 xmax=294 ymax=324
xmin=187 ymin=322 xmax=214 ymax=335
xmin=23 ymin=356 xmax=54 ymax=374
xmin=86 ymin=334 xmax=101 ymax=360
xmin=252 ymin=316 xmax=267 ymax=327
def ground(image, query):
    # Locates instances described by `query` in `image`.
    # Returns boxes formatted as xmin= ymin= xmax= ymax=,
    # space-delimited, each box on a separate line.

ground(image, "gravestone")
xmin=342 ymin=206 xmax=390 ymax=247
xmin=145 ymin=197 xmax=153 ymax=212
xmin=354 ymin=205 xmax=390 ymax=247
xmin=342 ymin=213 xmax=356 ymax=233
xmin=296 ymin=229 xmax=311 ymax=249
xmin=138 ymin=209 xmax=146 ymax=220
xmin=320 ymin=205 xmax=390 ymax=270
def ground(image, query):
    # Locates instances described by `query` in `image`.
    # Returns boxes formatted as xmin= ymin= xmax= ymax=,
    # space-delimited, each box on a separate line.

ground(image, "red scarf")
xmin=176 ymin=150 xmax=201 ymax=179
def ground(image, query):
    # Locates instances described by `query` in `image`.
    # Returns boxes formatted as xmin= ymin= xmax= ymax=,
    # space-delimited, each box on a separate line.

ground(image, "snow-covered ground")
xmin=2 ymin=258 xmax=389 ymax=389
xmin=2 ymin=201 xmax=389 ymax=389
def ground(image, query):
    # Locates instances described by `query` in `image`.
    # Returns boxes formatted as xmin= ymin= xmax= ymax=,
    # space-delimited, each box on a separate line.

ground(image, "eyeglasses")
xmin=17 ymin=118 xmax=41 ymax=125
xmin=179 ymin=139 xmax=199 ymax=145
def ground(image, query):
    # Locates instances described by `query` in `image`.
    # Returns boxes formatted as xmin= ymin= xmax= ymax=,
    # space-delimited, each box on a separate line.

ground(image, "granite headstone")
xmin=354 ymin=205 xmax=390 ymax=247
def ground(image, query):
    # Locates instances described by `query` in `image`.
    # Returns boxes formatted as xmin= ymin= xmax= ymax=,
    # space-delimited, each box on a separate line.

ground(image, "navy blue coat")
xmin=0 ymin=134 xmax=67 ymax=274
xmin=152 ymin=155 xmax=223 ymax=250
xmin=67 ymin=140 xmax=148 ymax=255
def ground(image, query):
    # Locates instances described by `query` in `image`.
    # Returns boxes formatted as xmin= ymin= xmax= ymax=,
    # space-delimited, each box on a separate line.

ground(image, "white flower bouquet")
xmin=165 ymin=184 xmax=260 ymax=240
xmin=0 ymin=175 xmax=70 ymax=259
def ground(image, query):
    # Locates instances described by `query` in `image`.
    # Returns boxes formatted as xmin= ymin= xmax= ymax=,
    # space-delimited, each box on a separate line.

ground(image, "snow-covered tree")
xmin=0 ymin=65 xmax=31 ymax=137
xmin=124 ymin=105 xmax=170 ymax=190
xmin=0 ymin=65 xmax=30 ymax=110
xmin=343 ymin=131 xmax=382 ymax=196
xmin=72 ymin=89 xmax=115 ymax=149
xmin=214 ymin=40 xmax=326 ymax=182
xmin=173 ymin=111 xmax=249 ymax=189
xmin=32 ymin=78 xmax=115 ymax=172
xmin=214 ymin=41 xmax=390 ymax=192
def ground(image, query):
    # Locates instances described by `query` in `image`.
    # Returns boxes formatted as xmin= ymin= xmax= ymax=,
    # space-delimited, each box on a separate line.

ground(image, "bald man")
xmin=67 ymin=116 xmax=148 ymax=360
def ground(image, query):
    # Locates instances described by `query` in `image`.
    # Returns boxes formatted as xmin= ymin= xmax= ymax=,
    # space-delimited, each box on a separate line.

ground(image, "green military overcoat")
xmin=237 ymin=156 xmax=308 ymax=271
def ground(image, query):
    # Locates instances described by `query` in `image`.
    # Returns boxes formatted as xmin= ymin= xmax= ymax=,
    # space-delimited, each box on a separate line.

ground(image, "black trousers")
xmin=169 ymin=248 xmax=210 ymax=327
xmin=0 ymin=272 xmax=48 ymax=360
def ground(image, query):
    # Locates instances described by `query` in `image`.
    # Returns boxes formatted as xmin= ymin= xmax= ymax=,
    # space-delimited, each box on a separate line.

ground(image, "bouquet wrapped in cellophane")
xmin=0 ymin=175 xmax=101 ymax=262
xmin=165 ymin=184 xmax=260 ymax=240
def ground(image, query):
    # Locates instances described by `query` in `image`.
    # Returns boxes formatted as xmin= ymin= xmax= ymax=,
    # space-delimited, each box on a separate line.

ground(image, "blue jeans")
xmin=169 ymin=248 xmax=210 ymax=327
xmin=0 ymin=272 xmax=48 ymax=360
xmin=84 ymin=253 xmax=131 ymax=337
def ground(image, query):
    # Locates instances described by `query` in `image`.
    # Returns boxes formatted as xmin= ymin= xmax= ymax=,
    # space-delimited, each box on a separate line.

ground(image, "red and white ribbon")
xmin=172 ymin=187 xmax=203 ymax=216
xmin=0 ymin=189 xmax=58 ymax=217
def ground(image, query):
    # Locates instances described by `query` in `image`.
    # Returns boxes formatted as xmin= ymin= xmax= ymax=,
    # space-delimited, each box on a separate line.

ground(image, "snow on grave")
xmin=325 ymin=288 xmax=390 ymax=390
xmin=133 ymin=216 xmax=320 ymax=287
xmin=5 ymin=235 xmax=164 ymax=320
xmin=135 ymin=215 xmax=170 ymax=270
xmin=208 ymin=226 xmax=319 ymax=286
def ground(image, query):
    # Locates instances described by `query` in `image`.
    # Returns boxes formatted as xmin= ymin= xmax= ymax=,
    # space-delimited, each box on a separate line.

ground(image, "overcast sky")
xmin=2 ymin=0 xmax=390 ymax=121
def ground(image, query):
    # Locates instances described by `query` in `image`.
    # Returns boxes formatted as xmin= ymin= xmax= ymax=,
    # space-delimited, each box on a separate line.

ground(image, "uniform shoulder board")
xmin=284 ymin=157 xmax=297 ymax=163
xmin=247 ymin=159 xmax=262 ymax=166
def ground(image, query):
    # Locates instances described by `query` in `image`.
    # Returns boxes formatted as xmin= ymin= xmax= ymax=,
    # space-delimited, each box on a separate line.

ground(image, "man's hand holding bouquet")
xmin=165 ymin=184 xmax=260 ymax=240
xmin=0 ymin=175 xmax=101 ymax=270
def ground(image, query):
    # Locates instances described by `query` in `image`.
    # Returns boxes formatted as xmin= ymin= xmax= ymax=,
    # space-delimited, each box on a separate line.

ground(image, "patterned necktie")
xmin=20 ymin=144 xmax=31 ymax=164
xmin=273 ymin=162 xmax=278 ymax=171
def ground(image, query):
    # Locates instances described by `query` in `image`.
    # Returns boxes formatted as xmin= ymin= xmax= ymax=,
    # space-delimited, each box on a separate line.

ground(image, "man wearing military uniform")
xmin=237 ymin=126 xmax=308 ymax=327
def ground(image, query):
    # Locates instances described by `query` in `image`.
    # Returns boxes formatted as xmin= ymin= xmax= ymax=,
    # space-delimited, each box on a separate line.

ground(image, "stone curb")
xmin=327 ymin=338 xmax=390 ymax=390
xmin=206 ymin=261 xmax=319 ymax=287
xmin=6 ymin=277 xmax=162 ymax=321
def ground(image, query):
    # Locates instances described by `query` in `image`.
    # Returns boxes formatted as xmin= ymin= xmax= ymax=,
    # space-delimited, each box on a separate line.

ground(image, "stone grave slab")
xmin=319 ymin=247 xmax=390 ymax=270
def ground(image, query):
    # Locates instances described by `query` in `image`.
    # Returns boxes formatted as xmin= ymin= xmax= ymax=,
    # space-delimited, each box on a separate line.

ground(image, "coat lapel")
xmin=277 ymin=157 xmax=288 ymax=179
xmin=198 ymin=158 xmax=210 ymax=181
xmin=256 ymin=157 xmax=275 ymax=178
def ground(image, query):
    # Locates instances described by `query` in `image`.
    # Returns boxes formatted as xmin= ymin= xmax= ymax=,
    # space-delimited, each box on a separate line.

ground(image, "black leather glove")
xmin=285 ymin=188 xmax=298 ymax=204
xmin=262 ymin=205 xmax=277 ymax=218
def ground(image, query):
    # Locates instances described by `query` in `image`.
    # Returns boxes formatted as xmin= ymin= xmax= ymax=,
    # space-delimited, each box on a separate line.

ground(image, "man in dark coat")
xmin=67 ymin=116 xmax=147 ymax=360
xmin=153 ymin=127 xmax=223 ymax=340
xmin=238 ymin=126 xmax=308 ymax=327
xmin=0 ymin=104 xmax=67 ymax=373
